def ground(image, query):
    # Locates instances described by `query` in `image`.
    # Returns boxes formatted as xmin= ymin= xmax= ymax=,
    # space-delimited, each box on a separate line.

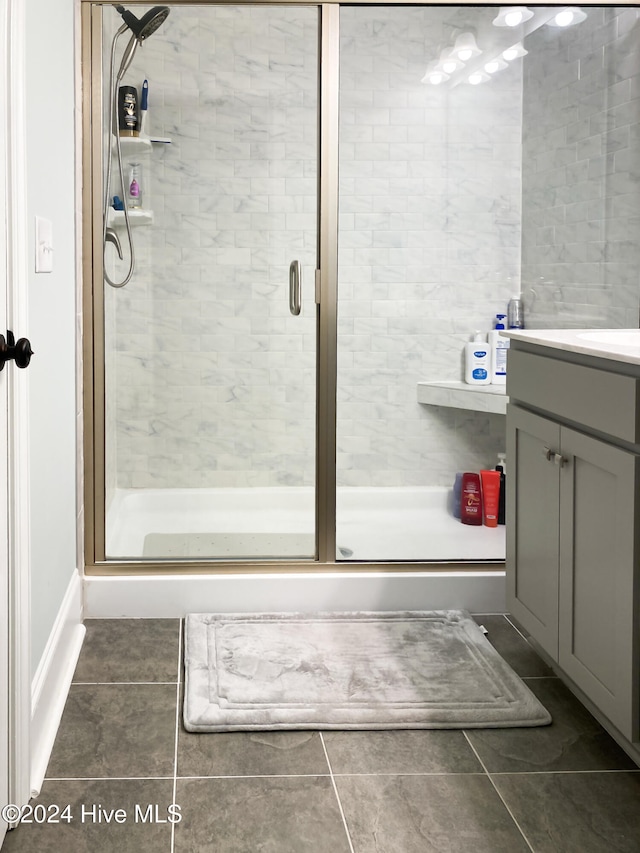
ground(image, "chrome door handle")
xmin=289 ymin=260 xmax=301 ymax=316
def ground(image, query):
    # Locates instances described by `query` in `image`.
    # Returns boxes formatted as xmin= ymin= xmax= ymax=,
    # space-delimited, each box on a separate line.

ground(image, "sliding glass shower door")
xmin=100 ymin=5 xmax=319 ymax=560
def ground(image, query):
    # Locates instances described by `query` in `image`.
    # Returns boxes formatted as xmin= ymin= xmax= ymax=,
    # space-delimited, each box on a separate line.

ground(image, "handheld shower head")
xmin=114 ymin=6 xmax=170 ymax=80
xmin=115 ymin=6 xmax=170 ymax=41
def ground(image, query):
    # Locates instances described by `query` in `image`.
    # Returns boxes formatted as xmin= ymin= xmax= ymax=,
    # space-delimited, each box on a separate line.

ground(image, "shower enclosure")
xmin=83 ymin=3 xmax=640 ymax=571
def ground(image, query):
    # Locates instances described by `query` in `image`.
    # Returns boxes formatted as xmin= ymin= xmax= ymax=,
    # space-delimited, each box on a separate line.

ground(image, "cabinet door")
xmin=558 ymin=427 xmax=639 ymax=743
xmin=506 ymin=404 xmax=561 ymax=660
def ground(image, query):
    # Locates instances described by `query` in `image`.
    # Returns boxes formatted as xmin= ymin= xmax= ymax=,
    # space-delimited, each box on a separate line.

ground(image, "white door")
xmin=1 ymin=0 xmax=31 ymax=840
xmin=0 ymin=294 xmax=8 ymax=846
xmin=0 ymin=0 xmax=10 ymax=837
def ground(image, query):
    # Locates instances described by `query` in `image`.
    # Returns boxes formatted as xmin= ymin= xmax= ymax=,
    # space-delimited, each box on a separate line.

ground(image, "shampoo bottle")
xmin=460 ymin=472 xmax=483 ymax=525
xmin=465 ymin=332 xmax=490 ymax=386
xmin=480 ymin=469 xmax=500 ymax=528
xmin=489 ymin=314 xmax=510 ymax=385
xmin=128 ymin=162 xmax=142 ymax=209
xmin=117 ymin=85 xmax=139 ymax=137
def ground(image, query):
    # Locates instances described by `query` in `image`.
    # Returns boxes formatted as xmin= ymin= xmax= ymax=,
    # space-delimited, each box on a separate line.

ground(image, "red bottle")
xmin=461 ymin=472 xmax=483 ymax=525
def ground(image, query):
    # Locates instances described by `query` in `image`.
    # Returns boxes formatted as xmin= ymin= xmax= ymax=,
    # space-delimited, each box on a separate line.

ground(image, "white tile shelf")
xmin=417 ymin=381 xmax=508 ymax=414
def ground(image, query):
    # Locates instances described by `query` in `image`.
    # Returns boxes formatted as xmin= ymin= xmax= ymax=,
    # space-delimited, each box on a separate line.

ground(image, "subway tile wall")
xmin=103 ymin=6 xmax=636 ymax=495
xmin=336 ymin=7 xmax=520 ymax=487
xmin=105 ymin=7 xmax=319 ymax=491
xmin=521 ymin=7 xmax=640 ymax=328
xmin=105 ymin=6 xmax=514 ymax=494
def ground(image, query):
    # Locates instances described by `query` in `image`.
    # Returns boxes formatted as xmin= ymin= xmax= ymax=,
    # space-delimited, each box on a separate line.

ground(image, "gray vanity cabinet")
xmin=506 ymin=404 xmax=560 ymax=661
xmin=506 ymin=347 xmax=640 ymax=745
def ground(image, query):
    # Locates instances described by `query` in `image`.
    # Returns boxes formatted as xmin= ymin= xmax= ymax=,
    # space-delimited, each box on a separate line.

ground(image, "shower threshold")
xmin=105 ymin=486 xmax=505 ymax=562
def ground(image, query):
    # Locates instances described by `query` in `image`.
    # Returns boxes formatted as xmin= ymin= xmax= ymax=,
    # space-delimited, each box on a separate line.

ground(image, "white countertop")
xmin=504 ymin=329 xmax=640 ymax=366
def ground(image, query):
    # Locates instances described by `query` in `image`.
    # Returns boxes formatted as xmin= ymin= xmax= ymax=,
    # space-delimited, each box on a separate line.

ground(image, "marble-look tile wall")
xmin=106 ymin=6 xmax=631 ymax=494
xmin=336 ymin=7 xmax=519 ymax=487
xmin=521 ymin=7 xmax=640 ymax=328
xmin=105 ymin=5 xmax=518 ymax=493
xmin=105 ymin=6 xmax=319 ymax=490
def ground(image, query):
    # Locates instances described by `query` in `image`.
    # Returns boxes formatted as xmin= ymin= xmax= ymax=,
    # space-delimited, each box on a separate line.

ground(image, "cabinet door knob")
xmin=543 ymin=446 xmax=567 ymax=467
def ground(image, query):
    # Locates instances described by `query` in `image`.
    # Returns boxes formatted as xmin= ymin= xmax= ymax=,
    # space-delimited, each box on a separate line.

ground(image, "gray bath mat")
xmin=183 ymin=610 xmax=551 ymax=731
xmin=143 ymin=532 xmax=315 ymax=558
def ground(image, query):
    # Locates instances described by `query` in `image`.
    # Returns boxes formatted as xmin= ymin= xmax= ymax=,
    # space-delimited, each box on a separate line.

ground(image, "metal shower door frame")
xmin=81 ymin=0 xmax=524 ymax=575
xmin=83 ymin=1 xmax=341 ymax=573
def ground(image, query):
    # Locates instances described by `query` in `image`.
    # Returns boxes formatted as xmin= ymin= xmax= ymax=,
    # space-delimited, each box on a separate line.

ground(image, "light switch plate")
xmin=35 ymin=216 xmax=53 ymax=273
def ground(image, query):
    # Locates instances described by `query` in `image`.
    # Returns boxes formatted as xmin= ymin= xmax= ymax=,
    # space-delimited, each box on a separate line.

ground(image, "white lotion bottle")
xmin=465 ymin=332 xmax=491 ymax=386
xmin=489 ymin=314 xmax=510 ymax=385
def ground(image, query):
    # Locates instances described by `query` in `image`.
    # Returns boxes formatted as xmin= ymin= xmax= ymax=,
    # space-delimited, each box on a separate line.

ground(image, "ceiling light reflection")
xmin=469 ymin=71 xmax=490 ymax=85
xmin=484 ymin=58 xmax=509 ymax=74
xmin=493 ymin=6 xmax=534 ymax=27
xmin=421 ymin=61 xmax=450 ymax=85
xmin=502 ymin=42 xmax=528 ymax=61
xmin=547 ymin=6 xmax=587 ymax=27
xmin=451 ymin=32 xmax=482 ymax=62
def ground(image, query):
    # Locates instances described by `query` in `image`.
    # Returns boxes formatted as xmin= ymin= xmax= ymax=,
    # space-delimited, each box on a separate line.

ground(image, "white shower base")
xmin=106 ymin=486 xmax=505 ymax=563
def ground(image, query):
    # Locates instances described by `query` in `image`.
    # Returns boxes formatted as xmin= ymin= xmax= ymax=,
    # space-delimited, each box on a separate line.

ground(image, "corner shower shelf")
xmin=112 ymin=135 xmax=153 ymax=156
xmin=112 ymin=134 xmax=172 ymax=156
xmin=107 ymin=208 xmax=154 ymax=227
xmin=417 ymin=381 xmax=508 ymax=415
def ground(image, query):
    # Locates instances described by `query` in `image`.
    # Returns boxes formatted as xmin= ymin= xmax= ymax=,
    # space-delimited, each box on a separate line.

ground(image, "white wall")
xmin=25 ymin=0 xmax=78 ymax=676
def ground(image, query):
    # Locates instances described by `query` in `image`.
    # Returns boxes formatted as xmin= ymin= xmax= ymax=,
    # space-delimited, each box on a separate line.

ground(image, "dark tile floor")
xmin=3 ymin=615 xmax=640 ymax=852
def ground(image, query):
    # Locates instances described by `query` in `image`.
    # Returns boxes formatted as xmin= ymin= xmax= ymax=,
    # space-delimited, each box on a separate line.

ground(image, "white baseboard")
xmin=30 ymin=569 xmax=85 ymax=797
xmin=84 ymin=570 xmax=506 ymax=618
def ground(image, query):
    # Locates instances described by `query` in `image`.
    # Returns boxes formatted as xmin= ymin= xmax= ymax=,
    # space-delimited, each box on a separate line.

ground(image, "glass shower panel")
xmin=103 ymin=6 xmax=319 ymax=561
xmin=335 ymin=6 xmax=640 ymax=562
xmin=335 ymin=6 xmax=516 ymax=563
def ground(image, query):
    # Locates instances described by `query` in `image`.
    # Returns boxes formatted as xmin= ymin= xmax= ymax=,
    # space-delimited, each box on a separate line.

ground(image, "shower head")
xmin=114 ymin=6 xmax=170 ymax=80
xmin=115 ymin=6 xmax=170 ymax=41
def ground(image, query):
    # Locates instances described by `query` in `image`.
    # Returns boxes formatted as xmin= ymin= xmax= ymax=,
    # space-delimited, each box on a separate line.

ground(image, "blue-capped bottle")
xmin=464 ymin=332 xmax=491 ymax=386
